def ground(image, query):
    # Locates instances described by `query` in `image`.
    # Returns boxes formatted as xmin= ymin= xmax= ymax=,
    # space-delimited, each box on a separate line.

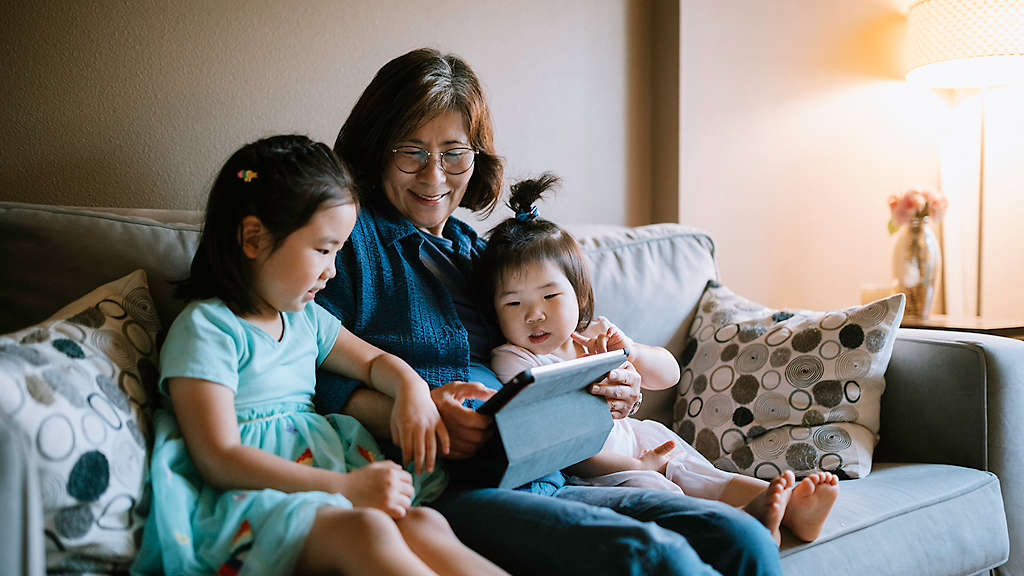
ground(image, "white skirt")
xmin=567 ymin=418 xmax=736 ymax=500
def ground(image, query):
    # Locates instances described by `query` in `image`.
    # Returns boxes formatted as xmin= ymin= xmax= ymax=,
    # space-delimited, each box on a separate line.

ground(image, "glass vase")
xmin=892 ymin=217 xmax=940 ymax=318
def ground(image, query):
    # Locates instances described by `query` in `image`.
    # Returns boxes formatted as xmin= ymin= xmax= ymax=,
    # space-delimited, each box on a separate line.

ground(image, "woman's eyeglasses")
xmin=391 ymin=146 xmax=477 ymax=175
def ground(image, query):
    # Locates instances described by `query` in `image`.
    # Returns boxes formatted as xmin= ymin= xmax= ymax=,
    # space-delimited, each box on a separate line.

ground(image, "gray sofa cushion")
xmin=0 ymin=203 xmax=200 ymax=335
xmin=781 ymin=463 xmax=1008 ymax=575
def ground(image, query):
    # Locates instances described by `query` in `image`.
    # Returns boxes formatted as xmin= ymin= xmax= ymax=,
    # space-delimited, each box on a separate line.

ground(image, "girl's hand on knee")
xmin=391 ymin=388 xmax=450 ymax=475
xmin=334 ymin=461 xmax=415 ymax=519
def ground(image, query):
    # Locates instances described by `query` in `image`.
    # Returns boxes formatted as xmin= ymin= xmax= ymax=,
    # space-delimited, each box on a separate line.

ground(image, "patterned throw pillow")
xmin=0 ymin=269 xmax=160 ymax=571
xmin=672 ymin=281 xmax=905 ymax=480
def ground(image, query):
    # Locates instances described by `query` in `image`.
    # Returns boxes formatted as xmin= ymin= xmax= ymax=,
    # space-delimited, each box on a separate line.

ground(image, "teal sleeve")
xmin=311 ymin=302 xmax=342 ymax=368
xmin=158 ymin=300 xmax=244 ymax=396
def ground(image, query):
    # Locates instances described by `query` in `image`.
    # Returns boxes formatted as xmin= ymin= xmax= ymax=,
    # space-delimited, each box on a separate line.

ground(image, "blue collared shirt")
xmin=314 ymin=204 xmax=503 ymax=411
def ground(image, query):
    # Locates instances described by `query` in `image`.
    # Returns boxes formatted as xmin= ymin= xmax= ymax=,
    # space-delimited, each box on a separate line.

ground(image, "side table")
xmin=900 ymin=314 xmax=1024 ymax=340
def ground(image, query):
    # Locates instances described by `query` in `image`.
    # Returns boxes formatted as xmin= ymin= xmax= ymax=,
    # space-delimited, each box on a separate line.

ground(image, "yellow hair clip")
xmin=236 ymin=170 xmax=258 ymax=183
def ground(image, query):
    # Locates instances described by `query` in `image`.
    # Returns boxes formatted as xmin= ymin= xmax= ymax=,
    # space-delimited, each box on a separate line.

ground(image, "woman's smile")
xmin=410 ymin=189 xmax=450 ymax=205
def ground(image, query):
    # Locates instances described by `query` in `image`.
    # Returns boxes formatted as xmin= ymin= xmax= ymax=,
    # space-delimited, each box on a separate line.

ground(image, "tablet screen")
xmin=476 ymin=349 xmax=628 ymax=416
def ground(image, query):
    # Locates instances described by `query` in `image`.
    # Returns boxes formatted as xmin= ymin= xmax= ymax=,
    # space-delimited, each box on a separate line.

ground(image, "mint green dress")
xmin=131 ymin=299 xmax=446 ymax=576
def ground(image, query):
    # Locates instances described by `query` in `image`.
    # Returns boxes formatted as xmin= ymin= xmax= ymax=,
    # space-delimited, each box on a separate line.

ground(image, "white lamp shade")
xmin=907 ymin=0 xmax=1024 ymax=87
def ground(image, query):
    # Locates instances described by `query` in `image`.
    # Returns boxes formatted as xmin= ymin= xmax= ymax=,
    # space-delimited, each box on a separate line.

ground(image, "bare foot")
xmin=782 ymin=471 xmax=839 ymax=542
xmin=742 ymin=470 xmax=795 ymax=546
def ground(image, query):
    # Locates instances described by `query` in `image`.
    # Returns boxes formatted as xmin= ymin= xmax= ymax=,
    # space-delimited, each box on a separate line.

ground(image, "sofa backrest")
xmin=1 ymin=203 xmax=719 ymax=424
xmin=570 ymin=223 xmax=718 ymax=422
xmin=0 ymin=202 xmax=202 ymax=335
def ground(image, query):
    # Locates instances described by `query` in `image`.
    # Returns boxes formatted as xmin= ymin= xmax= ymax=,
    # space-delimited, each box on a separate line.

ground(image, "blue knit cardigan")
xmin=314 ymin=204 xmax=497 ymax=414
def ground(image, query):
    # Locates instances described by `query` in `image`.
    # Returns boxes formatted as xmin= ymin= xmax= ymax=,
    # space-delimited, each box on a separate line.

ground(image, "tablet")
xmin=476 ymin=349 xmax=629 ymax=416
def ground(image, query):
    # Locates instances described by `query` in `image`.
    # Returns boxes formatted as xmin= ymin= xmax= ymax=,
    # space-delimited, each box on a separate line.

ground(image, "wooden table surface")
xmin=901 ymin=314 xmax=1024 ymax=339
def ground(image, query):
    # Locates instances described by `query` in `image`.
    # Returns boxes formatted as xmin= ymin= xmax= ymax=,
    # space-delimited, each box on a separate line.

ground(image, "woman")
xmin=316 ymin=48 xmax=781 ymax=576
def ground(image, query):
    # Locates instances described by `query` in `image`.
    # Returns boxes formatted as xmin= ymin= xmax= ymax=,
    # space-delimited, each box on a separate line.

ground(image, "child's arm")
xmin=623 ymin=342 xmax=680 ymax=391
xmin=320 ymin=325 xmax=449 ymax=473
xmin=565 ymin=440 xmax=676 ymax=477
xmin=168 ymin=377 xmax=415 ymax=518
xmin=573 ymin=320 xmax=681 ymax=391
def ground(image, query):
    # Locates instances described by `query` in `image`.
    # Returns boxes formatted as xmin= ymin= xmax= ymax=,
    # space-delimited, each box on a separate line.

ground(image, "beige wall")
xmin=678 ymin=0 xmax=948 ymax=311
xmin=1 ymin=1 xmax=652 ymax=228
xmin=8 ymin=1 xmax=981 ymax=315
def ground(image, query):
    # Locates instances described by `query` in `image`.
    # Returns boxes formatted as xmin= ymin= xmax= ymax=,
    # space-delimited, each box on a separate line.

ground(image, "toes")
xmin=792 ymin=477 xmax=815 ymax=497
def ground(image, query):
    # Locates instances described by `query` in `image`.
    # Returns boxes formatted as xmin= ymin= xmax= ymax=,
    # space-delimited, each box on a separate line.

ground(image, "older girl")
xmin=133 ymin=135 xmax=506 ymax=576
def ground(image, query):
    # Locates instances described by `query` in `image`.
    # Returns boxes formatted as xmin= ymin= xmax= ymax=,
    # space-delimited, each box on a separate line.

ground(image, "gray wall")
xmin=1 ymin=0 xmax=664 ymax=229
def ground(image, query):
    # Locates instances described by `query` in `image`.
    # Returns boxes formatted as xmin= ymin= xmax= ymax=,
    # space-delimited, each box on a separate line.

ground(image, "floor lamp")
xmin=905 ymin=0 xmax=1024 ymax=317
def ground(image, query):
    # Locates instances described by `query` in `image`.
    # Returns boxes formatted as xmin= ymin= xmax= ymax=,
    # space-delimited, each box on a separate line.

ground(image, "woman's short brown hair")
xmin=336 ymin=48 xmax=503 ymax=215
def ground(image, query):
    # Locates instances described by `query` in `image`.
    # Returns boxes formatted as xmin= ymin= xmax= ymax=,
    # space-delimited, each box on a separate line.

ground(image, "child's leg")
xmin=781 ymin=471 xmax=839 ymax=542
xmin=396 ymin=507 xmax=510 ymax=576
xmin=717 ymin=473 xmax=773 ymax=507
xmin=293 ymin=506 xmax=438 ymax=576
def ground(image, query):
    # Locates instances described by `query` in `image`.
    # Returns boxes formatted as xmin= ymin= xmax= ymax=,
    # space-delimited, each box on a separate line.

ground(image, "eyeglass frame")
xmin=389 ymin=145 xmax=478 ymax=175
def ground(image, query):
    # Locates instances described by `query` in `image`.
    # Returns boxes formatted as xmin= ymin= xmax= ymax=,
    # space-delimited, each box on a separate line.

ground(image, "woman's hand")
xmin=588 ymin=361 xmax=642 ymax=419
xmin=390 ymin=386 xmax=450 ymax=474
xmin=430 ymin=381 xmax=496 ymax=459
xmin=332 ymin=461 xmax=414 ymax=519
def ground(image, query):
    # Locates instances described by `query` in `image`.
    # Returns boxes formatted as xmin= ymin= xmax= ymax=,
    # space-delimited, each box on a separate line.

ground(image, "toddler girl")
xmin=476 ymin=174 xmax=839 ymax=546
xmin=133 ymin=136 xmax=507 ymax=576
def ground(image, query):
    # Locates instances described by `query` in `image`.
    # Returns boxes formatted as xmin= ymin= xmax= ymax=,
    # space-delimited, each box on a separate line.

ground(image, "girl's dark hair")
xmin=474 ymin=173 xmax=594 ymax=331
xmin=336 ymin=47 xmax=503 ymax=215
xmin=177 ymin=135 xmax=354 ymax=315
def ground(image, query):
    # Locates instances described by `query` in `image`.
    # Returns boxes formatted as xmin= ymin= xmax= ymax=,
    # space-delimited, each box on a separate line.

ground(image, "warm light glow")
xmin=907 ymin=0 xmax=1024 ymax=87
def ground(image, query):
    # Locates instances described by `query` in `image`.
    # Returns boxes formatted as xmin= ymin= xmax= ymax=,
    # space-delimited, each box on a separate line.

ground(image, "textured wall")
xmin=1 ymin=1 xmax=653 ymax=228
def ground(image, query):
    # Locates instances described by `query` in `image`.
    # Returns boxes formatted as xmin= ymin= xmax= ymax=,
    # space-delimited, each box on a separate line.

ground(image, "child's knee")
xmin=326 ymin=507 xmax=398 ymax=543
xmin=401 ymin=506 xmax=452 ymax=534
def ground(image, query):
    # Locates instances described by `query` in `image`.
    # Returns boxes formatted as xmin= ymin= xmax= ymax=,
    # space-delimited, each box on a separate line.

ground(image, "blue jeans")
xmin=430 ymin=484 xmax=781 ymax=576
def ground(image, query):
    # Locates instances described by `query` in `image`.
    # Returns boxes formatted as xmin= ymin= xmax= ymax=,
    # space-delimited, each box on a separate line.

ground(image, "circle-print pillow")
xmin=0 ymin=269 xmax=160 ymax=571
xmin=672 ymin=281 xmax=905 ymax=480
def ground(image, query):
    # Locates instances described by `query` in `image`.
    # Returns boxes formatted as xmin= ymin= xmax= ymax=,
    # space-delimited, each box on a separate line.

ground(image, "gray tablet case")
xmin=487 ymin=350 xmax=626 ymax=489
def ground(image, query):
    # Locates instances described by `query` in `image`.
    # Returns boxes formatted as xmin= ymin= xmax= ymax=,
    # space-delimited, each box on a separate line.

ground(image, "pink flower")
xmin=887 ymin=188 xmax=947 ymax=233
xmin=922 ymin=189 xmax=948 ymax=221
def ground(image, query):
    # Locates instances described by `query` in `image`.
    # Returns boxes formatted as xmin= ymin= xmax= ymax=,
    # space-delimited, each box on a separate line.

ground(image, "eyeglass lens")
xmin=393 ymin=147 xmax=475 ymax=175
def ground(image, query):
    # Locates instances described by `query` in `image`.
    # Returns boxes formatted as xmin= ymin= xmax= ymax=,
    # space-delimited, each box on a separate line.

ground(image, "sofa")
xmin=0 ymin=201 xmax=1017 ymax=575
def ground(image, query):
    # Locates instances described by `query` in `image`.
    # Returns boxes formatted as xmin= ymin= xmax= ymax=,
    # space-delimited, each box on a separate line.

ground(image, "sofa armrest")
xmin=880 ymin=328 xmax=1024 ymax=470
xmin=880 ymin=328 xmax=1023 ymax=576
xmin=878 ymin=330 xmax=989 ymax=468
xmin=0 ymin=415 xmax=46 ymax=576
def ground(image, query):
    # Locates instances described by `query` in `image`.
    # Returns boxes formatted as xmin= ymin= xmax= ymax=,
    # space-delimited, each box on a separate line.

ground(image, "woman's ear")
xmin=239 ymin=215 xmax=268 ymax=259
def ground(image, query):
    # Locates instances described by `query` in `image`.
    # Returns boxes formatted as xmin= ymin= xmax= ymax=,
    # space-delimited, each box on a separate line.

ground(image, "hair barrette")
xmin=236 ymin=170 xmax=258 ymax=183
xmin=515 ymin=205 xmax=539 ymax=222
